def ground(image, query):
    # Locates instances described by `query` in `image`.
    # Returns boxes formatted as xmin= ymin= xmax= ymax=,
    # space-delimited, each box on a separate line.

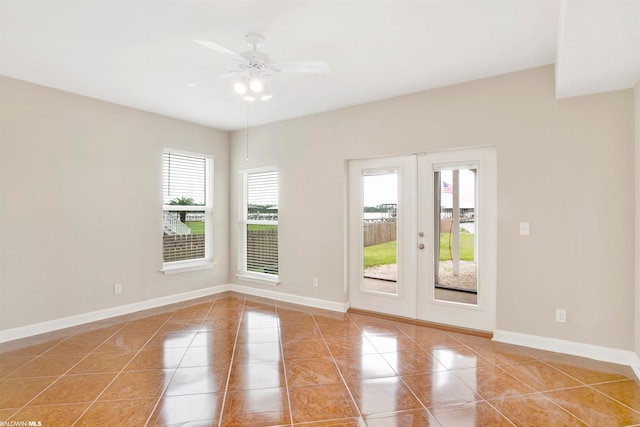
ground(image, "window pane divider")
xmin=163 ymin=205 xmax=210 ymax=211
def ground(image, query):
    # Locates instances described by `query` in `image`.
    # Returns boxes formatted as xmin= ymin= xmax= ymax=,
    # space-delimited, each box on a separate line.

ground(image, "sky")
xmin=363 ymin=169 xmax=475 ymax=208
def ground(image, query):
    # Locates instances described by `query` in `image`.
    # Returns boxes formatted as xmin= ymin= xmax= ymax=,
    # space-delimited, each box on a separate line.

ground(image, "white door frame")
xmin=347 ymin=147 xmax=497 ymax=332
xmin=348 ymin=155 xmax=417 ymax=318
xmin=417 ymin=147 xmax=497 ymax=332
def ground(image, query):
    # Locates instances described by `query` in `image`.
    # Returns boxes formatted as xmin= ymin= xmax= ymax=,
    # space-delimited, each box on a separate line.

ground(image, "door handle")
xmin=418 ymin=243 xmax=425 ymax=250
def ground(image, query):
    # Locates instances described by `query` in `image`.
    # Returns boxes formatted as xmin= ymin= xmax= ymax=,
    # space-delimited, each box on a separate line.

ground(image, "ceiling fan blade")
xmin=272 ymin=61 xmax=331 ymax=73
xmin=188 ymin=71 xmax=240 ymax=87
xmin=194 ymin=39 xmax=245 ymax=61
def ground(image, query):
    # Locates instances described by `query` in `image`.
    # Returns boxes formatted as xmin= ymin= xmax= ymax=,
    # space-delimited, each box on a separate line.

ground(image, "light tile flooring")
xmin=1 ymin=291 xmax=639 ymax=426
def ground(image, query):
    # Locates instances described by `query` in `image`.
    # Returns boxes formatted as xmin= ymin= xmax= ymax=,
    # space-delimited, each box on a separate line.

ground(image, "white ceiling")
xmin=1 ymin=1 xmax=638 ymax=131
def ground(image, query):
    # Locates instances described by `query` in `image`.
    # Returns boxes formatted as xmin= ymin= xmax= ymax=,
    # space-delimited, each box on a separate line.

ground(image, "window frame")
xmin=161 ymin=148 xmax=214 ymax=274
xmin=237 ymin=166 xmax=280 ymax=286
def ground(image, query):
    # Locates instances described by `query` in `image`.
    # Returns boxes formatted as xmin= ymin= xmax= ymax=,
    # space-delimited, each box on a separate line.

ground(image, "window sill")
xmin=236 ymin=272 xmax=280 ymax=286
xmin=162 ymin=261 xmax=215 ymax=275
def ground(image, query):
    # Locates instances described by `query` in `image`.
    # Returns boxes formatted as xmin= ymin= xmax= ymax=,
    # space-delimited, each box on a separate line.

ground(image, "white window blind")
xmin=247 ymin=171 xmax=278 ymax=217
xmin=162 ymin=150 xmax=213 ymax=269
xmin=242 ymin=169 xmax=279 ymax=277
xmin=163 ymin=152 xmax=207 ymax=205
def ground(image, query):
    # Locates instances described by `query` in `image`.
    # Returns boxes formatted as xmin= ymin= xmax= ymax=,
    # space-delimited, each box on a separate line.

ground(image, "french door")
xmin=348 ymin=147 xmax=497 ymax=332
xmin=348 ymin=155 xmax=418 ymax=318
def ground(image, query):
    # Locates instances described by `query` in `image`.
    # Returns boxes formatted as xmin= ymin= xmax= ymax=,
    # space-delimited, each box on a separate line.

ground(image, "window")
xmin=238 ymin=168 xmax=279 ymax=285
xmin=162 ymin=149 xmax=213 ymax=273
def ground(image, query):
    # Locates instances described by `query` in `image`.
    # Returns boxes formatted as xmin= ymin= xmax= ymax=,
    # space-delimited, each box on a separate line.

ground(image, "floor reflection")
xmin=0 ymin=291 xmax=637 ymax=426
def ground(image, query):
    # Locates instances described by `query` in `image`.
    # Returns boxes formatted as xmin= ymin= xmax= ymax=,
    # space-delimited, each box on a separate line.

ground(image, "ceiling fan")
xmin=192 ymin=33 xmax=330 ymax=101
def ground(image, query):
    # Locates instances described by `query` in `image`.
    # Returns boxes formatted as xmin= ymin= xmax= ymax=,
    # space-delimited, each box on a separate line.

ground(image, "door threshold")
xmin=347 ymin=308 xmax=492 ymax=339
xmin=362 ymin=276 xmax=397 ymax=283
xmin=434 ymin=285 xmax=478 ymax=294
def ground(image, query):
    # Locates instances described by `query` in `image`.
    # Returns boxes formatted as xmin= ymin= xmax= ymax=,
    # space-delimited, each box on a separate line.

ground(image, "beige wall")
xmin=0 ymin=77 xmax=229 ymax=330
xmin=230 ymin=65 xmax=635 ymax=351
xmin=635 ymin=80 xmax=640 ymax=358
xmin=2 ymin=66 xmax=636 ymax=353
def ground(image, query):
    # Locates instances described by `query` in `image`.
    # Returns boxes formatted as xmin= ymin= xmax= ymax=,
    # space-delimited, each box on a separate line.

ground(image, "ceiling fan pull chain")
xmin=245 ymin=101 xmax=250 ymax=162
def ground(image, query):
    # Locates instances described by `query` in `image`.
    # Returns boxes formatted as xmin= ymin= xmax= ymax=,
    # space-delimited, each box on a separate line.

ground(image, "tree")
xmin=168 ymin=197 xmax=195 ymax=223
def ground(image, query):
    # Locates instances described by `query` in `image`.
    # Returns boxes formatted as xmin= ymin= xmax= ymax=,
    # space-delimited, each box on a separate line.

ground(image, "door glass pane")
xmin=434 ymin=168 xmax=478 ymax=304
xmin=362 ymin=168 xmax=398 ymax=294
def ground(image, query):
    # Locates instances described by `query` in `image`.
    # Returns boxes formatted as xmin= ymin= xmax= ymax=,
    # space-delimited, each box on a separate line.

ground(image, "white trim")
xmin=235 ymin=272 xmax=280 ymax=286
xmin=162 ymin=148 xmax=215 ymax=269
xmin=232 ymin=284 xmax=349 ymax=313
xmin=417 ymin=146 xmax=497 ymax=332
xmin=494 ymin=329 xmax=638 ymax=376
xmin=239 ymin=165 xmax=279 ymax=175
xmin=2 ymin=283 xmax=636 ymax=381
xmin=162 ymin=261 xmax=215 ymax=275
xmin=238 ymin=166 xmax=279 ymax=276
xmin=348 ymin=155 xmax=418 ymax=318
xmin=0 ymin=284 xmax=347 ymax=343
xmin=162 ymin=205 xmax=209 ymax=212
xmin=0 ymin=284 xmax=231 ymax=343
xmin=162 ymin=147 xmax=214 ymax=160
xmin=632 ymin=352 xmax=640 ymax=380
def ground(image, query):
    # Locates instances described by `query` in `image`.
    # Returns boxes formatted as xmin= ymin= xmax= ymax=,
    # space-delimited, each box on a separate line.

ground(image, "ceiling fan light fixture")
xmin=193 ymin=33 xmax=330 ymax=104
xmin=233 ymin=81 xmax=247 ymax=95
xmin=242 ymin=93 xmax=256 ymax=102
xmin=259 ymin=84 xmax=272 ymax=101
xmin=260 ymin=92 xmax=272 ymax=101
xmin=249 ymin=78 xmax=264 ymax=93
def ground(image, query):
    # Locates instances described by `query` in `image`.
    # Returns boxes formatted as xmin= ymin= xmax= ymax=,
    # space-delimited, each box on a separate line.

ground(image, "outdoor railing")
xmin=162 ymin=211 xmax=191 ymax=235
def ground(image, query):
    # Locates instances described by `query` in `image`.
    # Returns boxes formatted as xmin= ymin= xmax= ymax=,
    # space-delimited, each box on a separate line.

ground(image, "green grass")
xmin=247 ymin=224 xmax=277 ymax=231
xmin=439 ymin=232 xmax=474 ymax=261
xmin=363 ymin=241 xmax=397 ymax=269
xmin=186 ymin=223 xmax=276 ymax=234
xmin=363 ymin=233 xmax=474 ymax=269
xmin=186 ymin=221 xmax=204 ymax=235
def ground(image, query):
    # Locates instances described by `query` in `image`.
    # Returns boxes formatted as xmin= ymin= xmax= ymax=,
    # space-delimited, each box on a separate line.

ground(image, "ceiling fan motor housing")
xmin=239 ymin=50 xmax=271 ymax=73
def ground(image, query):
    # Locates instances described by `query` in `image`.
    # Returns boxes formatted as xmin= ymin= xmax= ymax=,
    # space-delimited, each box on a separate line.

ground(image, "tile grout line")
xmin=68 ymin=306 xmax=197 ymax=426
xmin=72 ymin=317 xmax=170 ymax=426
xmin=390 ymin=321 xmax=479 ymax=424
xmin=3 ymin=293 xmax=639 ymax=426
xmin=383 ymin=322 xmax=447 ymax=424
xmin=587 ymin=382 xmax=640 ymax=417
xmin=481 ymin=395 xmax=529 ymax=427
xmin=0 ymin=327 xmax=118 ymax=416
xmin=448 ymin=349 xmax=595 ymax=426
xmin=529 ymin=355 xmax=640 ymax=421
xmin=316 ymin=312 xmax=367 ymax=425
xmin=9 ymin=321 xmax=130 ymax=422
xmin=533 ymin=390 xmax=594 ymax=426
xmin=397 ymin=326 xmax=528 ymax=425
xmin=140 ymin=297 xmax=217 ymax=427
xmin=401 ymin=333 xmax=463 ymax=423
xmin=275 ymin=303 xmax=297 ymax=427
xmin=215 ymin=294 xmax=247 ymax=427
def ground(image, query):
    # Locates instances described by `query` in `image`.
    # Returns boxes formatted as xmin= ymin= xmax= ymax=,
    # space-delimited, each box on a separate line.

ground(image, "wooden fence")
xmin=163 ymin=234 xmax=205 ymax=262
xmin=363 ymin=220 xmax=396 ymax=247
xmin=247 ymin=229 xmax=279 ymax=274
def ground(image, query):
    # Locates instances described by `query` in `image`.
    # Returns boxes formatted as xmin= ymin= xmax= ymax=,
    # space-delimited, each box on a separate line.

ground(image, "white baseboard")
xmin=632 ymin=352 xmax=640 ymax=380
xmin=232 ymin=284 xmax=349 ymax=313
xmin=0 ymin=284 xmax=348 ymax=343
xmin=0 ymin=284 xmax=231 ymax=343
xmin=5 ymin=287 xmax=634 ymax=380
xmin=494 ymin=329 xmax=638 ymax=377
